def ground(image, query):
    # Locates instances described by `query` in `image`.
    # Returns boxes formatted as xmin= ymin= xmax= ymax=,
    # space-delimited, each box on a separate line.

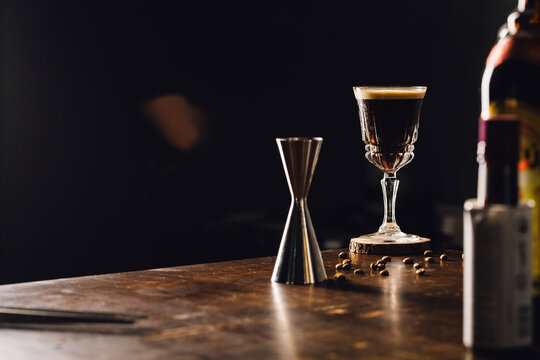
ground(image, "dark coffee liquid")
xmin=358 ymin=97 xmax=423 ymax=171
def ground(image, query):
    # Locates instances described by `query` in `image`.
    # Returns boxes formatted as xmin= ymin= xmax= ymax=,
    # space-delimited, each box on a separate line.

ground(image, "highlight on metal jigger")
xmin=272 ymin=137 xmax=327 ymax=285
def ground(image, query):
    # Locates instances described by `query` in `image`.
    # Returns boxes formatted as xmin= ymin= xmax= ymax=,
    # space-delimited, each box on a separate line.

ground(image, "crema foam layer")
xmin=354 ymin=87 xmax=426 ymax=100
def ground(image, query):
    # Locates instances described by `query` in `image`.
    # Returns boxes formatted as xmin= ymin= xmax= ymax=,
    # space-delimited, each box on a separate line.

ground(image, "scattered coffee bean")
xmin=342 ymin=259 xmax=352 ymax=265
xmin=425 ymin=257 xmax=436 ymax=263
xmin=376 ymin=259 xmax=386 ymax=266
xmin=413 ymin=262 xmax=422 ymax=270
xmin=403 ymin=257 xmax=413 ymax=264
xmin=342 ymin=263 xmax=351 ymax=270
xmin=335 ymin=272 xmax=346 ymax=280
xmin=379 ymin=269 xmax=389 ymax=276
xmin=381 ymin=256 xmax=392 ymax=262
xmin=338 ymin=251 xmax=348 ymax=259
xmin=377 ymin=263 xmax=386 ymax=270
xmin=440 ymin=254 xmax=448 ymax=261
xmin=335 ymin=263 xmax=343 ymax=270
xmin=354 ymin=269 xmax=365 ymax=275
xmin=415 ymin=268 xmax=425 ymax=275
xmin=370 ymin=263 xmax=377 ymax=271
xmin=424 ymin=250 xmax=433 ymax=256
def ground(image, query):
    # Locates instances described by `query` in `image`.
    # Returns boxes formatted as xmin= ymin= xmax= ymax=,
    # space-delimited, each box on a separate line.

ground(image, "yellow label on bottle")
xmin=489 ymin=99 xmax=540 ymax=292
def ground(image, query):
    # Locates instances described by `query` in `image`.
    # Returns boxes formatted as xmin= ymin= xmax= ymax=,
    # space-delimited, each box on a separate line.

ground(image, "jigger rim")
xmin=276 ymin=137 xmax=323 ymax=142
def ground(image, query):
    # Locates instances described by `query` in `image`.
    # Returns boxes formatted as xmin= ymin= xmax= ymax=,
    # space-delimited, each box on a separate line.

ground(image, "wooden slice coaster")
xmin=349 ymin=236 xmax=431 ymax=255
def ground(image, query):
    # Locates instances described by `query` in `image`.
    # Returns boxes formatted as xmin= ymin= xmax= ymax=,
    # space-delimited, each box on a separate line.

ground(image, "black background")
xmin=1 ymin=0 xmax=516 ymax=283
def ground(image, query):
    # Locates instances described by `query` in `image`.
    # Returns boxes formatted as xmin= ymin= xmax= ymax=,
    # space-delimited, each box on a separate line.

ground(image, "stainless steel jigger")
xmin=272 ymin=137 xmax=327 ymax=285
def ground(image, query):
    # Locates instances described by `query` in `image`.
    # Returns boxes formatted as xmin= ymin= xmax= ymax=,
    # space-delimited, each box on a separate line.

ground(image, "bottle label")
xmin=463 ymin=201 xmax=533 ymax=348
xmin=486 ymin=37 xmax=540 ymax=69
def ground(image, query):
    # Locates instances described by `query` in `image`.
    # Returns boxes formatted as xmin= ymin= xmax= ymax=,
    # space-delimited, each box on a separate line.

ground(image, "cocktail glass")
xmin=350 ymin=86 xmax=428 ymax=252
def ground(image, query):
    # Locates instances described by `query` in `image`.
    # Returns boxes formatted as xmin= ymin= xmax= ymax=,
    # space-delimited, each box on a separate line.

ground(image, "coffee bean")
xmin=425 ymin=257 xmax=436 ymax=263
xmin=377 ymin=263 xmax=386 ymax=270
xmin=354 ymin=269 xmax=365 ymax=275
xmin=379 ymin=269 xmax=389 ymax=276
xmin=440 ymin=254 xmax=448 ymax=261
xmin=342 ymin=259 xmax=352 ymax=265
xmin=403 ymin=257 xmax=413 ymax=264
xmin=370 ymin=263 xmax=377 ymax=271
xmin=335 ymin=272 xmax=346 ymax=280
xmin=415 ymin=268 xmax=425 ymax=275
xmin=413 ymin=262 xmax=422 ymax=270
xmin=342 ymin=263 xmax=351 ymax=270
xmin=338 ymin=252 xmax=348 ymax=259
xmin=376 ymin=259 xmax=386 ymax=266
xmin=424 ymin=250 xmax=433 ymax=256
xmin=335 ymin=263 xmax=343 ymax=270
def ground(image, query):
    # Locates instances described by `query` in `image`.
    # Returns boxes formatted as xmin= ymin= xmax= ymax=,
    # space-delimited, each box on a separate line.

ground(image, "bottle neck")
xmin=518 ymin=0 xmax=539 ymax=12
xmin=504 ymin=0 xmax=540 ymax=37
xmin=477 ymin=117 xmax=520 ymax=207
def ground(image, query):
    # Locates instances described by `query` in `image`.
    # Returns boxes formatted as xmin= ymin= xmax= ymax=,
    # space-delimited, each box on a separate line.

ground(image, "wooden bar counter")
xmin=0 ymin=250 xmax=537 ymax=359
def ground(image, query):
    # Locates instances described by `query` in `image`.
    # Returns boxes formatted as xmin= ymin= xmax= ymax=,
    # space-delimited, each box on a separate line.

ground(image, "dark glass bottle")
xmin=481 ymin=0 xmax=540 ymax=293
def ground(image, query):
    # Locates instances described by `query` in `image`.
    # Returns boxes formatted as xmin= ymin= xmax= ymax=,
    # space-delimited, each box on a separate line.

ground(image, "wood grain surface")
xmin=0 ymin=250 xmax=537 ymax=359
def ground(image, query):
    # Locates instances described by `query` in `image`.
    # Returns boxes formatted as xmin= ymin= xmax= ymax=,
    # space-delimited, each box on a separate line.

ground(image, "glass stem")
xmin=379 ymin=172 xmax=401 ymax=234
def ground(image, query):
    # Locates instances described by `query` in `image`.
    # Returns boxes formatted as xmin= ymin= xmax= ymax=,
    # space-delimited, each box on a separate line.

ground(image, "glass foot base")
xmin=355 ymin=231 xmax=421 ymax=244
xmin=349 ymin=234 xmax=430 ymax=255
